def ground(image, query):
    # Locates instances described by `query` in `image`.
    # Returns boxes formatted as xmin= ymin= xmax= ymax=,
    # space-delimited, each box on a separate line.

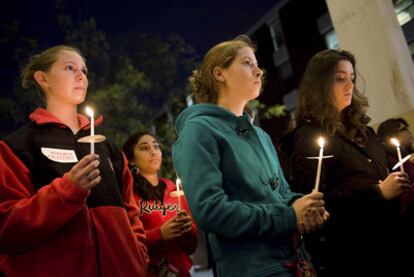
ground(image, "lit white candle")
xmin=391 ymin=138 xmax=404 ymax=173
xmin=314 ymin=137 xmax=325 ymax=192
xmin=175 ymin=178 xmax=182 ymax=210
xmin=85 ymin=107 xmax=95 ymax=154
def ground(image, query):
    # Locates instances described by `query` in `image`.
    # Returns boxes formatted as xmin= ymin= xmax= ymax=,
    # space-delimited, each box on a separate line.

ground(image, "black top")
xmin=283 ymin=122 xmax=403 ymax=276
xmin=4 ymin=122 xmax=125 ymax=208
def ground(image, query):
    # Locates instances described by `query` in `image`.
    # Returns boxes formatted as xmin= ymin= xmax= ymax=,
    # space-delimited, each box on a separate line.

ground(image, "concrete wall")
xmin=326 ymin=0 xmax=414 ymax=127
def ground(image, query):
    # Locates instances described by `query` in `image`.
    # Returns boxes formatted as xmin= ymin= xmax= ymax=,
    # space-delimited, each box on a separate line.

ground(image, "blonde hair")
xmin=21 ymin=45 xmax=84 ymax=94
xmin=190 ymin=35 xmax=256 ymax=104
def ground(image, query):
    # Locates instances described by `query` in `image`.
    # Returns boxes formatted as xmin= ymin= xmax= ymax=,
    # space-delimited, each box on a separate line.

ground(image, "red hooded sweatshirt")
xmin=0 ymin=108 xmax=149 ymax=276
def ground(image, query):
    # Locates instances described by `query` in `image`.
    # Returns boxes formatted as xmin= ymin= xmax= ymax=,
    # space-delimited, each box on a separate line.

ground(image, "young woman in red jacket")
xmin=0 ymin=45 xmax=148 ymax=276
xmin=123 ymin=132 xmax=198 ymax=277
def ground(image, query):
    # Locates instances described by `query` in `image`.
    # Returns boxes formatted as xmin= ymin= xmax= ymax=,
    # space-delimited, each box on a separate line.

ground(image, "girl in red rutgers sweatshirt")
xmin=123 ymin=132 xmax=198 ymax=277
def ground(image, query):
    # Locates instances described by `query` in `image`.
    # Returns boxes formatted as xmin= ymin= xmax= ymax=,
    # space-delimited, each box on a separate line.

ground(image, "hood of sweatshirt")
xmin=175 ymin=103 xmax=251 ymax=136
xmin=29 ymin=107 xmax=103 ymax=130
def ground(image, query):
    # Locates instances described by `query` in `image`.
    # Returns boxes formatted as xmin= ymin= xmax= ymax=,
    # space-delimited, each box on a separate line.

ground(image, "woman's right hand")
xmin=378 ymin=171 xmax=410 ymax=200
xmin=292 ymin=190 xmax=328 ymax=234
xmin=68 ymin=154 xmax=101 ymax=190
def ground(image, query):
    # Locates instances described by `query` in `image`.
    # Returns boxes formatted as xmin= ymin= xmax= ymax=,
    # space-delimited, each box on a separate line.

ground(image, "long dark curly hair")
xmin=293 ymin=49 xmax=369 ymax=141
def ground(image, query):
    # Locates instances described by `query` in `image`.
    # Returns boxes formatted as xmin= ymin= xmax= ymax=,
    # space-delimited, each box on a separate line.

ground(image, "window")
xmin=394 ymin=0 xmax=414 ymax=26
xmin=269 ymin=19 xmax=285 ymax=52
xmin=317 ymin=13 xmax=339 ymax=49
xmin=324 ymin=29 xmax=339 ymax=49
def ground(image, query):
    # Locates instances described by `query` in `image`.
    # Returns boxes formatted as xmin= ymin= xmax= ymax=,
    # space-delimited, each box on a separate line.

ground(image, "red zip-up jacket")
xmin=0 ymin=108 xmax=149 ymax=276
xmin=135 ymin=178 xmax=197 ymax=277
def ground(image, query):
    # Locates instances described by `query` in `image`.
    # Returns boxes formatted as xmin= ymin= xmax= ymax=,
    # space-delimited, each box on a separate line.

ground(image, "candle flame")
xmin=175 ymin=177 xmax=182 ymax=209
xmin=318 ymin=137 xmax=325 ymax=148
xmin=390 ymin=138 xmax=400 ymax=147
xmin=85 ymin=106 xmax=94 ymax=117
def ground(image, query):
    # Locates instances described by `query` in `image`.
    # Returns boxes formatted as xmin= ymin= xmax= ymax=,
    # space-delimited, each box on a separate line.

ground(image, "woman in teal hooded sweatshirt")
xmin=172 ymin=35 xmax=329 ymax=276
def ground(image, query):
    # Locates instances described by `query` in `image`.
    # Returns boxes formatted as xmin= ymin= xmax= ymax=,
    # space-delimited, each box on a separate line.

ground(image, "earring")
xmin=132 ymin=166 xmax=140 ymax=174
xmin=128 ymin=163 xmax=140 ymax=175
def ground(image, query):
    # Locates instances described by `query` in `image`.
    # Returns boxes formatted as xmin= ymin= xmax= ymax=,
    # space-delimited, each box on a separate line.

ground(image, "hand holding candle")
xmin=85 ymin=107 xmax=94 ymax=154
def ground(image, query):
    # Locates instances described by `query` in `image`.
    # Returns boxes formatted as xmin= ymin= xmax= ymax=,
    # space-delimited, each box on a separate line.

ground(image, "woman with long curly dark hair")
xmin=283 ymin=49 xmax=410 ymax=276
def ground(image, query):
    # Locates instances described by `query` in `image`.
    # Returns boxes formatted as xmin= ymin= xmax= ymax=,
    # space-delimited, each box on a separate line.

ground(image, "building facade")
xmin=246 ymin=0 xmax=414 ymax=142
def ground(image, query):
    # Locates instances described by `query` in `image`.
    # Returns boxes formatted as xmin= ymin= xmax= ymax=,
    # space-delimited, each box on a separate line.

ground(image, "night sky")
xmin=1 ymin=0 xmax=278 ymax=99
xmin=93 ymin=0 xmax=278 ymax=53
xmin=2 ymin=0 xmax=278 ymax=54
xmin=1 ymin=0 xmax=279 ymax=133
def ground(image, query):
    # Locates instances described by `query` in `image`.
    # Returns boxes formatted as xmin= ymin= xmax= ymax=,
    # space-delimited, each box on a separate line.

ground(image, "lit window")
xmin=394 ymin=0 xmax=414 ymax=26
xmin=325 ymin=30 xmax=339 ymax=49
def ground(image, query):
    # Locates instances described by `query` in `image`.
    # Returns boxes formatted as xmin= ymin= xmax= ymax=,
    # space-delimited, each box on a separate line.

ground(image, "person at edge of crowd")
xmin=281 ymin=49 xmax=410 ymax=277
xmin=377 ymin=117 xmax=414 ymax=254
xmin=377 ymin=117 xmax=414 ymax=182
xmin=0 ymin=45 xmax=149 ymax=276
xmin=122 ymin=131 xmax=198 ymax=277
xmin=171 ymin=35 xmax=329 ymax=277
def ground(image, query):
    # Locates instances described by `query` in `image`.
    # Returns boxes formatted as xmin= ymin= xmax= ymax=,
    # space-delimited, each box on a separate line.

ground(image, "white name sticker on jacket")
xmin=41 ymin=147 xmax=78 ymax=163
